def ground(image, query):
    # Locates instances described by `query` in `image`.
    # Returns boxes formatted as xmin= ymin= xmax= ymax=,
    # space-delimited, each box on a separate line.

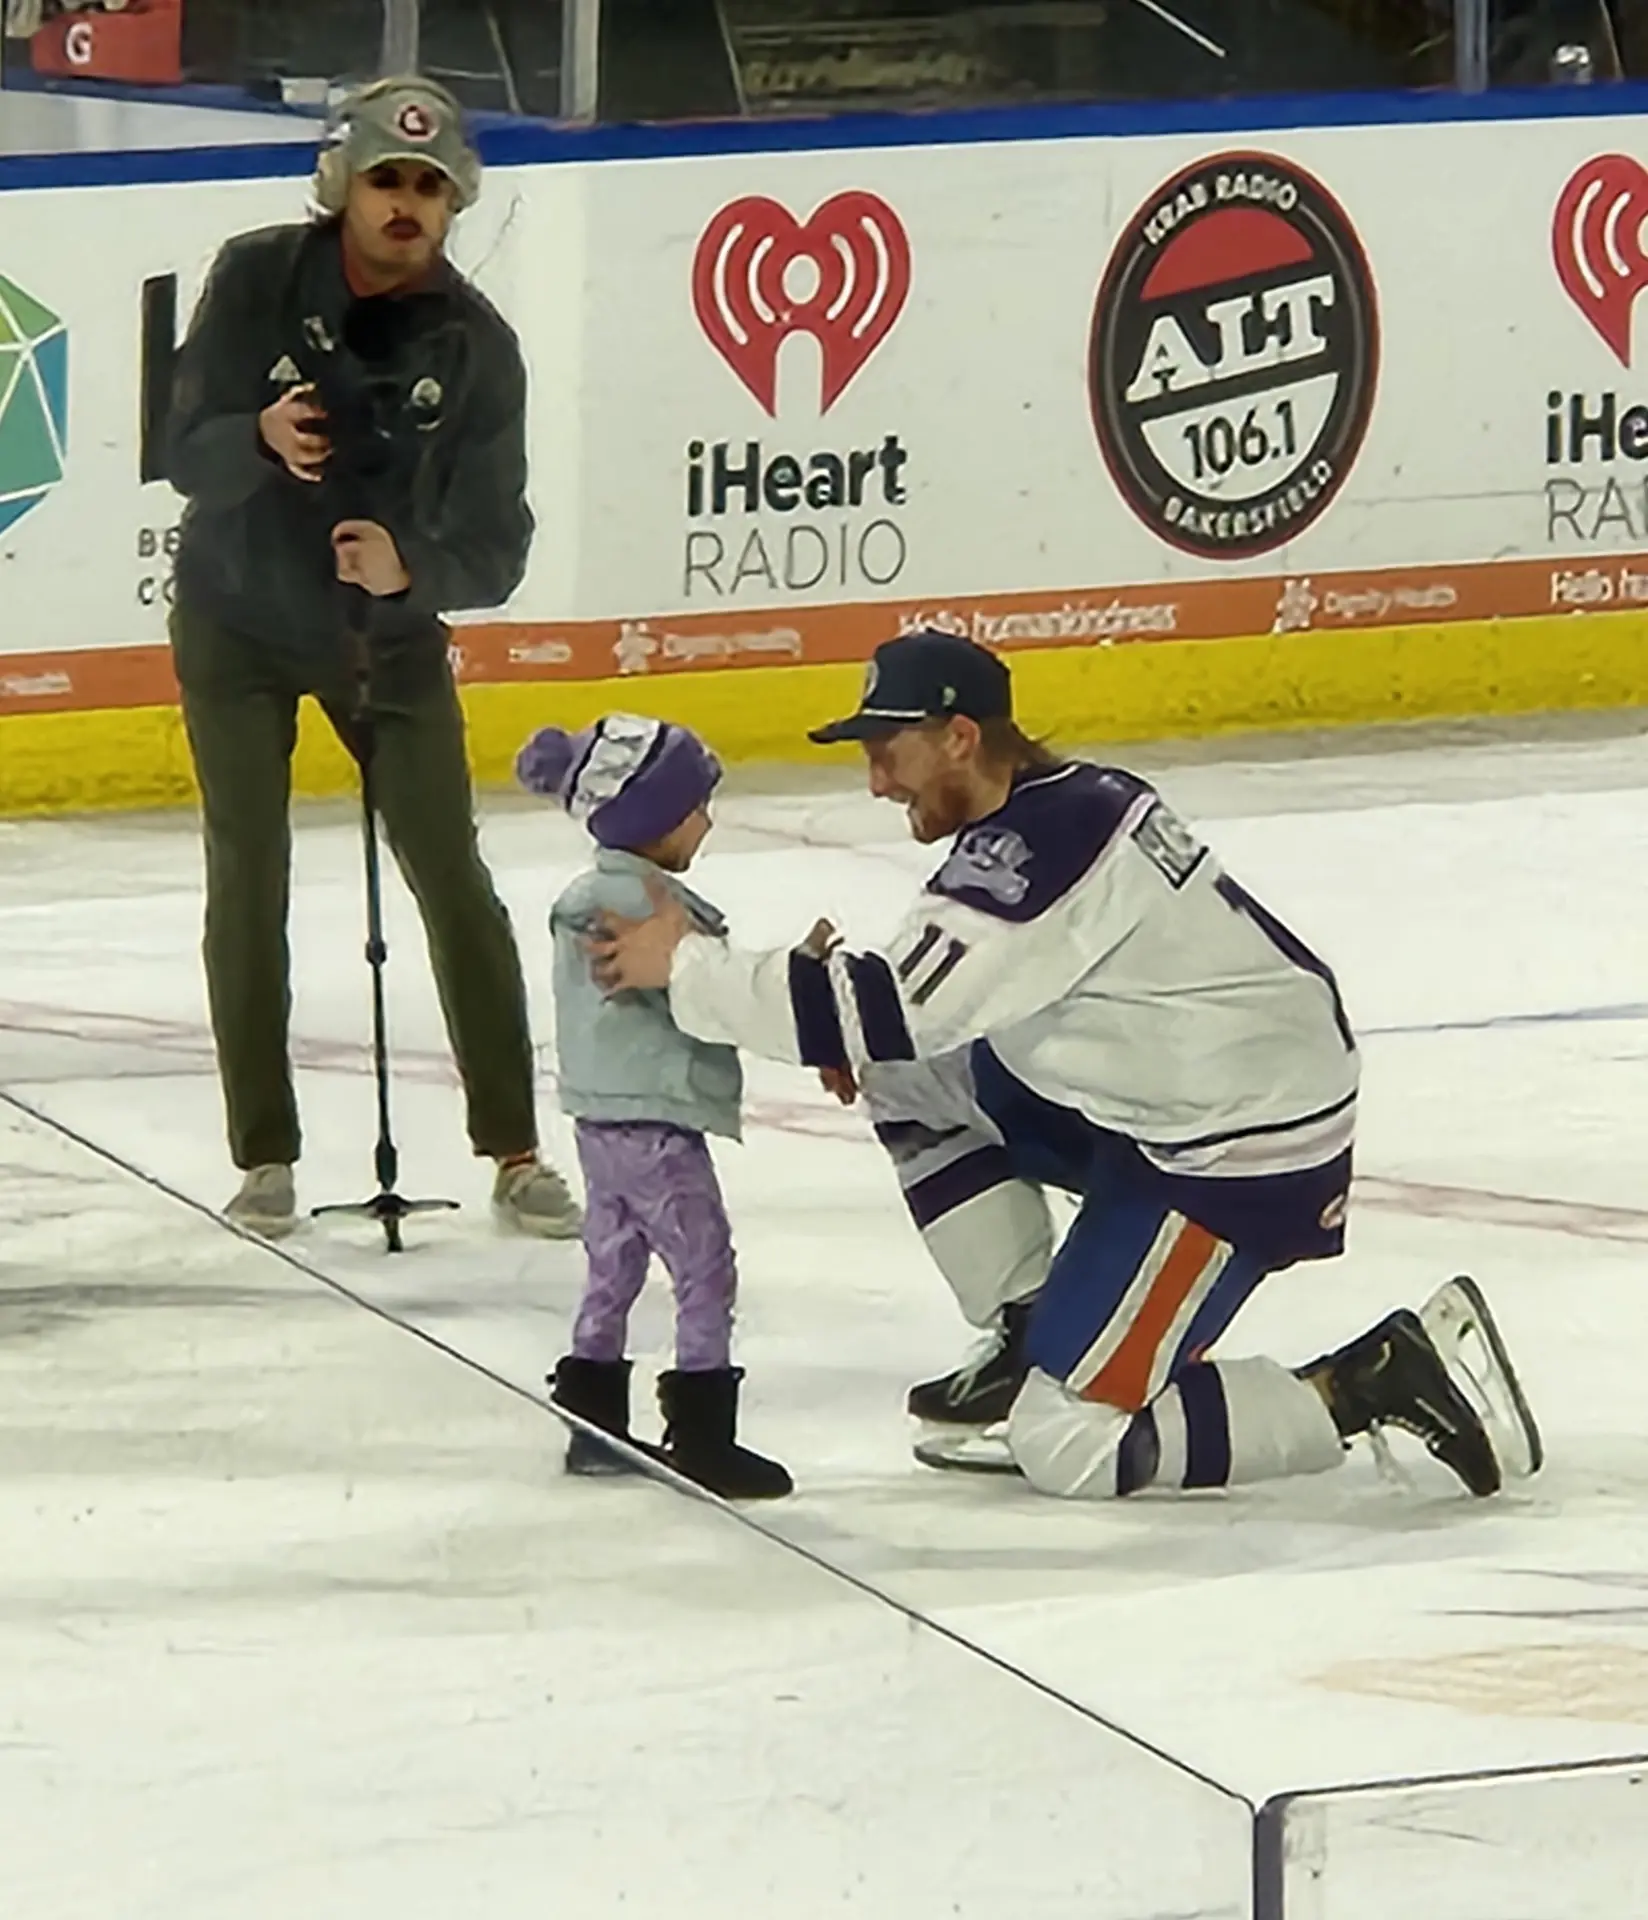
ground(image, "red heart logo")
xmin=1553 ymin=154 xmax=1648 ymax=366
xmin=692 ymin=192 xmax=911 ymax=416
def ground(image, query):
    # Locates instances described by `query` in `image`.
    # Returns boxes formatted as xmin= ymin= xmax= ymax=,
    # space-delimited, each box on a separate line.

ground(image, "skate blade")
xmin=912 ymin=1422 xmax=1021 ymax=1476
xmin=1419 ymin=1275 xmax=1544 ymax=1479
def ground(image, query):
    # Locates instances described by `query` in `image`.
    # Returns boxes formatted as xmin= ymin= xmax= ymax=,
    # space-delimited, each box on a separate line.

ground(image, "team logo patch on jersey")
xmin=1089 ymin=152 xmax=1379 ymax=560
xmin=937 ymin=827 xmax=1032 ymax=907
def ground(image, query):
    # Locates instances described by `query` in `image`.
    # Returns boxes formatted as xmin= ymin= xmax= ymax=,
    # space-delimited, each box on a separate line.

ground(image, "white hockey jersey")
xmin=669 ymin=762 xmax=1359 ymax=1178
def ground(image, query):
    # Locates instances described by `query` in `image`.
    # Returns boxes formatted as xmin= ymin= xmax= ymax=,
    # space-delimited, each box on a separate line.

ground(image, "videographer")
xmin=165 ymin=75 xmax=579 ymax=1242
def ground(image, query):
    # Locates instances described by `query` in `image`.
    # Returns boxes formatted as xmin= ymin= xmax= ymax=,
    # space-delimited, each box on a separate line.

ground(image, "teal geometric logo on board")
xmin=0 ymin=273 xmax=69 ymax=538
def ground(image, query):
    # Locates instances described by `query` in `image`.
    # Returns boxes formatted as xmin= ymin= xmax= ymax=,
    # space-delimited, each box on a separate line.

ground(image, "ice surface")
xmin=2 ymin=715 xmax=1648 ymax=1912
xmin=0 ymin=1100 xmax=1250 ymax=1920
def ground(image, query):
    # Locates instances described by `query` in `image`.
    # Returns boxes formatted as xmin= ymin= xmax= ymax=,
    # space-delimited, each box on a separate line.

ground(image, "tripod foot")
xmin=313 ymin=1191 xmax=459 ymax=1254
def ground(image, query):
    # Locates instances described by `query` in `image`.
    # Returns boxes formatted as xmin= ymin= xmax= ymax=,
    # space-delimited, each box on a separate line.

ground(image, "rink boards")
xmin=6 ymin=89 xmax=1648 ymax=807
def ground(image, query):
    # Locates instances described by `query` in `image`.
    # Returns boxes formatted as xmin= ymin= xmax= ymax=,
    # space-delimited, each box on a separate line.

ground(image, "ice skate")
xmin=1418 ymin=1275 xmax=1543 ymax=1480
xmin=224 ymin=1164 xmax=297 ymax=1241
xmin=909 ymin=1298 xmax=1035 ymax=1475
xmin=1304 ymin=1279 xmax=1535 ymax=1497
xmin=657 ymin=1368 xmax=792 ymax=1500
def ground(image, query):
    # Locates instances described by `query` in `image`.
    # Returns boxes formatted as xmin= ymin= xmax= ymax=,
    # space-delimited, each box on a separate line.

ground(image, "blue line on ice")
xmin=1363 ymin=1003 xmax=1648 ymax=1039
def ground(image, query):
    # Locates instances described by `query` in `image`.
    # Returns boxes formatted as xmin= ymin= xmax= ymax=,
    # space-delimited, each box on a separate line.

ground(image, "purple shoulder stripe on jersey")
xmin=788 ymin=951 xmax=850 ymax=1069
xmin=925 ymin=763 xmax=1151 ymax=924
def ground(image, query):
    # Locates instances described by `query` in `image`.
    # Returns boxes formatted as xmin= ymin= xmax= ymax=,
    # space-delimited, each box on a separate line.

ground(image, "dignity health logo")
xmin=0 ymin=272 xmax=69 ymax=537
xmin=680 ymin=192 xmax=915 ymax=603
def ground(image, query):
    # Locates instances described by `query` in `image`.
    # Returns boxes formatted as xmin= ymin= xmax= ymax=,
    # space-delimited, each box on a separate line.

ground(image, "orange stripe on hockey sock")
xmin=1081 ymin=1219 xmax=1222 ymax=1412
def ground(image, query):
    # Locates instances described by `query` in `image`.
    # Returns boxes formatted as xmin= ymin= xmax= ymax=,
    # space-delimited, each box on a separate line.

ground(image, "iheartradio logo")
xmin=1553 ymin=155 xmax=1648 ymax=366
xmin=692 ymin=192 xmax=911 ymax=415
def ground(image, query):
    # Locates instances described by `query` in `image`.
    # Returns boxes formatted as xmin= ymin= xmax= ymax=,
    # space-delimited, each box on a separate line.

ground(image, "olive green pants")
xmin=175 ymin=628 xmax=538 ymax=1172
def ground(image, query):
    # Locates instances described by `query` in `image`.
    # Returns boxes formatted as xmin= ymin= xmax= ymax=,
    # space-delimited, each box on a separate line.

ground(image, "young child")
xmin=515 ymin=713 xmax=792 ymax=1501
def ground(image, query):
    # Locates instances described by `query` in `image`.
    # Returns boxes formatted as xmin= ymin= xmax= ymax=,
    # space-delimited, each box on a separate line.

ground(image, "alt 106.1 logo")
xmin=1089 ymin=152 xmax=1378 ymax=560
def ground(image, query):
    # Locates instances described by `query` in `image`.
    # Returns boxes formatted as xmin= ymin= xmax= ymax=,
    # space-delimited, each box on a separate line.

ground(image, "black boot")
xmin=907 ymin=1297 xmax=1036 ymax=1426
xmin=657 ymin=1368 xmax=793 ymax=1500
xmin=1303 ymin=1309 xmax=1501 ymax=1496
xmin=549 ymin=1356 xmax=647 ymax=1477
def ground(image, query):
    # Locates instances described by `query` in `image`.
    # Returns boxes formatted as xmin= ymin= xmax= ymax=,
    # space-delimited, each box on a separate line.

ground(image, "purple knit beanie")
xmin=515 ymin=713 xmax=721 ymax=849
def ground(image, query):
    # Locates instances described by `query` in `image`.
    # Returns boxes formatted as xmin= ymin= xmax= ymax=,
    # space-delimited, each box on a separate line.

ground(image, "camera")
xmin=311 ymin=297 xmax=459 ymax=516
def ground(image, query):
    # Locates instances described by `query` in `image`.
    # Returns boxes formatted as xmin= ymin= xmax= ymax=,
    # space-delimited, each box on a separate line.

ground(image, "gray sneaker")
xmin=492 ymin=1158 xmax=582 ymax=1239
xmin=225 ymin=1164 xmax=297 ymax=1240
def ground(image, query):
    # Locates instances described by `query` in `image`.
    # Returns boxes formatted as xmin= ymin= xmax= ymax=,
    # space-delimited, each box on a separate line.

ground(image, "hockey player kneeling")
xmin=587 ymin=631 xmax=1543 ymax=1502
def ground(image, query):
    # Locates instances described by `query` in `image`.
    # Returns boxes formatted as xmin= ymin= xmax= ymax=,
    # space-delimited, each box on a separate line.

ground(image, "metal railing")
xmin=404 ymin=0 xmax=1632 ymax=119
xmin=0 ymin=0 xmax=1633 ymax=120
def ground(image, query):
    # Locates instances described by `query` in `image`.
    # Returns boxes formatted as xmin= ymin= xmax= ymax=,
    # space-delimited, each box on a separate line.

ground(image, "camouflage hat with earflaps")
xmin=313 ymin=76 xmax=482 ymax=214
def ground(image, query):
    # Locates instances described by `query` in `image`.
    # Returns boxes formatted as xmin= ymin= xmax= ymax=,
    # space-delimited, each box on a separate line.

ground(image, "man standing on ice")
xmin=165 ymin=77 xmax=578 ymax=1241
xmin=588 ymin=630 xmax=1542 ymax=1503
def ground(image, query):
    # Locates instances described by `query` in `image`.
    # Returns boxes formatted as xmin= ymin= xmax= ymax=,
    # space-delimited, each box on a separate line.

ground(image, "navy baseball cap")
xmin=809 ymin=629 xmax=1012 ymax=744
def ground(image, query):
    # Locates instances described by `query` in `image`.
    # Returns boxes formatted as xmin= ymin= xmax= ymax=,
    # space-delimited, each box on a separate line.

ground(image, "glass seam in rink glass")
xmin=568 ymin=715 xmax=664 ymax=821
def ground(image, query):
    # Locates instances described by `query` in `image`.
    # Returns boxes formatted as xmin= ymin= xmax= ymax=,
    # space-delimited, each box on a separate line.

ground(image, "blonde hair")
xmin=917 ymin=714 xmax=1061 ymax=774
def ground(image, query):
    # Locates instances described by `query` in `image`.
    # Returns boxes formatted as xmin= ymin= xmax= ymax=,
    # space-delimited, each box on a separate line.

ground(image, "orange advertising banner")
xmin=3 ymin=552 xmax=1642 ymax=718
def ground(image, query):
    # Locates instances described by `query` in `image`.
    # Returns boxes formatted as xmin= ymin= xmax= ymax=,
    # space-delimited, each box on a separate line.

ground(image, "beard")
xmin=905 ymin=770 xmax=974 ymax=843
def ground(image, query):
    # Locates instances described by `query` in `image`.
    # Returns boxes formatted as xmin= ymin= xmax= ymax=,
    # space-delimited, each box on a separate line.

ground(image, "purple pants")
xmin=571 ymin=1121 xmax=737 ymax=1371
